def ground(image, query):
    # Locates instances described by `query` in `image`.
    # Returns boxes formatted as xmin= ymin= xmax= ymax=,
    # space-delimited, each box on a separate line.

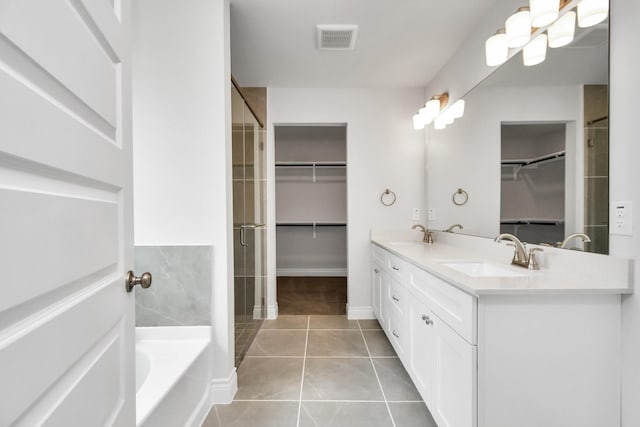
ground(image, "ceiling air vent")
xmin=317 ymin=25 xmax=358 ymax=50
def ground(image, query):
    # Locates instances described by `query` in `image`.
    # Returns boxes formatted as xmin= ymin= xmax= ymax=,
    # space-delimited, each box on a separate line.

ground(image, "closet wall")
xmin=275 ymin=125 xmax=347 ymax=277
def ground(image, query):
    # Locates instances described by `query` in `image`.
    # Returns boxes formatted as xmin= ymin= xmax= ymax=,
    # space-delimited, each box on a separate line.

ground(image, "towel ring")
xmin=452 ymin=188 xmax=469 ymax=206
xmin=380 ymin=189 xmax=397 ymax=206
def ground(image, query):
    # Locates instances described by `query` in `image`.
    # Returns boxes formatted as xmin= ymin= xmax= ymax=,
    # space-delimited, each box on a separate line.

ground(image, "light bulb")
xmin=485 ymin=30 xmax=508 ymax=66
xmin=529 ymin=0 xmax=560 ymax=27
xmin=434 ymin=116 xmax=447 ymax=130
xmin=578 ymin=0 xmax=609 ymax=28
xmin=425 ymin=98 xmax=441 ymax=120
xmin=442 ymin=109 xmax=455 ymax=125
xmin=413 ymin=114 xmax=425 ymax=130
xmin=548 ymin=11 xmax=576 ymax=48
xmin=506 ymin=7 xmax=532 ymax=48
xmin=523 ymin=33 xmax=548 ymax=66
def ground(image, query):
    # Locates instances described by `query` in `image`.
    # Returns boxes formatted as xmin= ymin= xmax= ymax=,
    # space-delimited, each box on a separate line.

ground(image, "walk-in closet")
xmin=275 ymin=125 xmax=347 ymax=315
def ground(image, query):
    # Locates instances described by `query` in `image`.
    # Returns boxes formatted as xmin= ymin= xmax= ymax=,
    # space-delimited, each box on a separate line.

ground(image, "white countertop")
xmin=371 ymin=230 xmax=633 ymax=296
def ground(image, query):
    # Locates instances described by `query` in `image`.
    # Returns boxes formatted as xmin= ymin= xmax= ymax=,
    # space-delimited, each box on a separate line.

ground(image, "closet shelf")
xmin=501 ymin=218 xmax=564 ymax=226
xmin=276 ymin=221 xmax=347 ymax=226
xmin=501 ymin=150 xmax=566 ymax=168
xmin=275 ymin=161 xmax=346 ymax=167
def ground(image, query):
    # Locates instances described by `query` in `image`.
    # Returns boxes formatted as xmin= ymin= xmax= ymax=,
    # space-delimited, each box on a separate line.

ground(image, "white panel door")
xmin=432 ymin=314 xmax=477 ymax=427
xmin=0 ymin=0 xmax=135 ymax=425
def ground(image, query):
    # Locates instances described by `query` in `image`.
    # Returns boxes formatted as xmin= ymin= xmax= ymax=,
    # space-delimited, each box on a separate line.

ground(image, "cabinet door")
xmin=432 ymin=314 xmax=477 ymax=427
xmin=408 ymin=297 xmax=435 ymax=407
xmin=372 ymin=262 xmax=383 ymax=321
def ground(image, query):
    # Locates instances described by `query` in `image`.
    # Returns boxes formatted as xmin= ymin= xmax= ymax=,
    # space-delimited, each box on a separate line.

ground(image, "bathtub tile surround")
xmin=202 ymin=315 xmax=436 ymax=427
xmin=135 ymin=245 xmax=212 ymax=326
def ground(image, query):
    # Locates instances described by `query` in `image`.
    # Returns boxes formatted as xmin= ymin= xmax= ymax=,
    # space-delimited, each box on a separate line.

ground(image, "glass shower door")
xmin=232 ymin=86 xmax=267 ymax=365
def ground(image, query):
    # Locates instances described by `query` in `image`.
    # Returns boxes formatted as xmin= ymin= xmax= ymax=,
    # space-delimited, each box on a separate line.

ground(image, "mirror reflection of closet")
xmin=500 ymin=123 xmax=567 ymax=247
xmin=275 ymin=125 xmax=347 ymax=315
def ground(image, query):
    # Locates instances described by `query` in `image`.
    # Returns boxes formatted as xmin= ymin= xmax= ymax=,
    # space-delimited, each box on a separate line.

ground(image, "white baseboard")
xmin=347 ymin=304 xmax=375 ymax=319
xmin=276 ymin=268 xmax=347 ymax=277
xmin=253 ymin=305 xmax=262 ymax=320
xmin=209 ymin=369 xmax=238 ymax=404
xmin=267 ymin=303 xmax=278 ymax=319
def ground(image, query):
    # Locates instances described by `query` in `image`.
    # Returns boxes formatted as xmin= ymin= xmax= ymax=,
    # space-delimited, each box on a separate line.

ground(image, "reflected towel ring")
xmin=380 ymin=189 xmax=397 ymax=206
xmin=452 ymin=188 xmax=469 ymax=206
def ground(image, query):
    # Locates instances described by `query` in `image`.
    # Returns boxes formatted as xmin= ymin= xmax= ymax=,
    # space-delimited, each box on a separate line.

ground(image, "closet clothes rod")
xmin=276 ymin=222 xmax=347 ymax=226
xmin=275 ymin=162 xmax=346 ymax=167
xmin=501 ymin=219 xmax=564 ymax=226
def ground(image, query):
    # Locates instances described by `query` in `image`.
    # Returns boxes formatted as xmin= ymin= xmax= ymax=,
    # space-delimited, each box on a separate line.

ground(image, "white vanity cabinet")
xmin=371 ymin=242 xmax=622 ymax=427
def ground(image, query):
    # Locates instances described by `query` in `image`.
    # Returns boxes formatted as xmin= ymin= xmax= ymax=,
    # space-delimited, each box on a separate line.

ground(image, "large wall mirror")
xmin=426 ymin=14 xmax=609 ymax=254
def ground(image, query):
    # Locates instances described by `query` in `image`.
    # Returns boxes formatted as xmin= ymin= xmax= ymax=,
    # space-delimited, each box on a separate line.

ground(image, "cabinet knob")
xmin=392 ymin=295 xmax=400 ymax=302
xmin=421 ymin=314 xmax=433 ymax=326
xmin=374 ymin=268 xmax=379 ymax=273
xmin=392 ymin=266 xmax=400 ymax=271
xmin=392 ymin=330 xmax=400 ymax=338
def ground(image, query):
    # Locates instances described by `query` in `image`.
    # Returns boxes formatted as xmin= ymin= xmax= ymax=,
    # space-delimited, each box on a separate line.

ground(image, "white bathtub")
xmin=136 ymin=326 xmax=211 ymax=427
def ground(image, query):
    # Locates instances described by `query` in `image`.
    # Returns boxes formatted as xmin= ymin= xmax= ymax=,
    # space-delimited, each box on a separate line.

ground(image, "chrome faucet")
xmin=412 ymin=224 xmax=434 ymax=244
xmin=494 ymin=233 xmax=543 ymax=270
xmin=445 ymin=223 xmax=464 ymax=233
xmin=559 ymin=233 xmax=591 ymax=249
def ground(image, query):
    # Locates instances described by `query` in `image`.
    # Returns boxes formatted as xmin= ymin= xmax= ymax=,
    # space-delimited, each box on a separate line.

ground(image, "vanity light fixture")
xmin=485 ymin=0 xmax=608 ymax=68
xmin=577 ymin=0 xmax=609 ymax=28
xmin=485 ymin=28 xmax=509 ymax=66
xmin=412 ymin=93 xmax=465 ymax=131
xmin=548 ymin=10 xmax=576 ymax=47
xmin=523 ymin=33 xmax=548 ymax=66
xmin=530 ymin=0 xmax=560 ymax=27
xmin=505 ymin=7 xmax=532 ymax=48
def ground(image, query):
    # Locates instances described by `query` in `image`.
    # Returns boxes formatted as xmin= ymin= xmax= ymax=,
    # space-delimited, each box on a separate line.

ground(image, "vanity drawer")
xmin=408 ymin=265 xmax=477 ymax=344
xmin=388 ymin=277 xmax=407 ymax=315
xmin=387 ymin=252 xmax=408 ymax=282
xmin=372 ymin=244 xmax=387 ymax=268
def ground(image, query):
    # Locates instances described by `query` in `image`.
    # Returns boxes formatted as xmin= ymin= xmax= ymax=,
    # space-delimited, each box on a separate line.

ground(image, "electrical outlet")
xmin=412 ymin=208 xmax=421 ymax=221
xmin=611 ymin=201 xmax=633 ymax=236
xmin=427 ymin=208 xmax=436 ymax=221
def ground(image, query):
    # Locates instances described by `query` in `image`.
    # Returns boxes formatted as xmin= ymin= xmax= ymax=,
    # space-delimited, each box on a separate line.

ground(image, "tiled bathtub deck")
xmin=203 ymin=315 xmax=437 ymax=427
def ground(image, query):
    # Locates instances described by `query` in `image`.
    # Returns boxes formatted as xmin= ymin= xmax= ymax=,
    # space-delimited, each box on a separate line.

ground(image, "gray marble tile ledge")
xmin=371 ymin=229 xmax=633 ymax=296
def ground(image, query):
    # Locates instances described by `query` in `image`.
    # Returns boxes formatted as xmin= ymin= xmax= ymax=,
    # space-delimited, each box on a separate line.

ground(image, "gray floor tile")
xmin=363 ymin=330 xmax=397 ymax=357
xmin=309 ymin=315 xmax=359 ymax=330
xmin=307 ymin=330 xmax=368 ymax=357
xmin=235 ymin=357 xmax=304 ymax=400
xmin=302 ymin=358 xmax=383 ymax=401
xmin=202 ymin=401 xmax=299 ymax=427
xmin=358 ymin=319 xmax=383 ymax=330
xmin=373 ymin=358 xmax=422 ymax=401
xmin=299 ymin=402 xmax=393 ymax=427
xmin=388 ymin=402 xmax=437 ymax=427
xmin=261 ymin=315 xmax=309 ymax=330
xmin=247 ymin=330 xmax=307 ymax=356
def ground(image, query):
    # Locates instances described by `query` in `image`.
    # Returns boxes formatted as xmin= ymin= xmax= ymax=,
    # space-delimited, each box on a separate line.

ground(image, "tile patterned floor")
xmin=202 ymin=315 xmax=437 ymax=427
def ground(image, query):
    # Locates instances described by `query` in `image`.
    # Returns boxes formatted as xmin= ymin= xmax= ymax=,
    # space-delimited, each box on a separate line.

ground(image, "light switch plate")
xmin=412 ymin=208 xmax=421 ymax=221
xmin=611 ymin=201 xmax=633 ymax=236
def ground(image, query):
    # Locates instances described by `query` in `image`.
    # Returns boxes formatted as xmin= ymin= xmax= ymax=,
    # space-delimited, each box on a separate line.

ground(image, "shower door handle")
xmin=240 ymin=223 xmax=265 ymax=247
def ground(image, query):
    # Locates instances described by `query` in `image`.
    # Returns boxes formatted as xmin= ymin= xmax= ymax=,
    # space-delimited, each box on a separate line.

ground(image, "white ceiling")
xmin=230 ymin=0 xmax=498 ymax=88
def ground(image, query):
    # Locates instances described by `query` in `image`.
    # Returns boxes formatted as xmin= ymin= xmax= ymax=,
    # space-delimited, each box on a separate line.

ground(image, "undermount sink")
xmin=388 ymin=241 xmax=425 ymax=247
xmin=440 ymin=260 xmax=528 ymax=278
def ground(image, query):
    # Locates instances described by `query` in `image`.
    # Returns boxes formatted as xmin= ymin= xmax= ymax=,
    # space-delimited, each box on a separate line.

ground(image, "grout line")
xmin=296 ymin=315 xmax=310 ymax=427
xmin=359 ymin=323 xmax=397 ymax=427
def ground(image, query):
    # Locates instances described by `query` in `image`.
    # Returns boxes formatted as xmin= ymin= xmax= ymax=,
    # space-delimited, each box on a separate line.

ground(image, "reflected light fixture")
xmin=548 ymin=10 xmax=576 ymax=47
xmin=523 ymin=33 xmax=548 ymax=66
xmin=450 ymin=100 xmax=466 ymax=119
xmin=412 ymin=113 xmax=425 ymax=130
xmin=529 ymin=0 xmax=560 ymax=27
xmin=485 ymin=28 xmax=508 ymax=66
xmin=412 ymin=93 xmax=464 ymax=131
xmin=505 ymin=7 xmax=532 ymax=48
xmin=577 ymin=0 xmax=609 ymax=28
xmin=433 ymin=116 xmax=447 ymax=130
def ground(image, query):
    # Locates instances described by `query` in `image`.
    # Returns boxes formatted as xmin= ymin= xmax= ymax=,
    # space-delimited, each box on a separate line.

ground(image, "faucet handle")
xmin=528 ymin=247 xmax=544 ymax=270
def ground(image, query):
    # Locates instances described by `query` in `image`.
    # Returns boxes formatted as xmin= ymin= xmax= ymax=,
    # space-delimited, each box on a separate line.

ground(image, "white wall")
xmin=610 ymin=1 xmax=640 ymax=426
xmin=132 ymin=0 xmax=236 ymax=402
xmin=267 ymin=88 xmax=426 ymax=317
xmin=426 ymin=84 xmax=582 ymax=237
